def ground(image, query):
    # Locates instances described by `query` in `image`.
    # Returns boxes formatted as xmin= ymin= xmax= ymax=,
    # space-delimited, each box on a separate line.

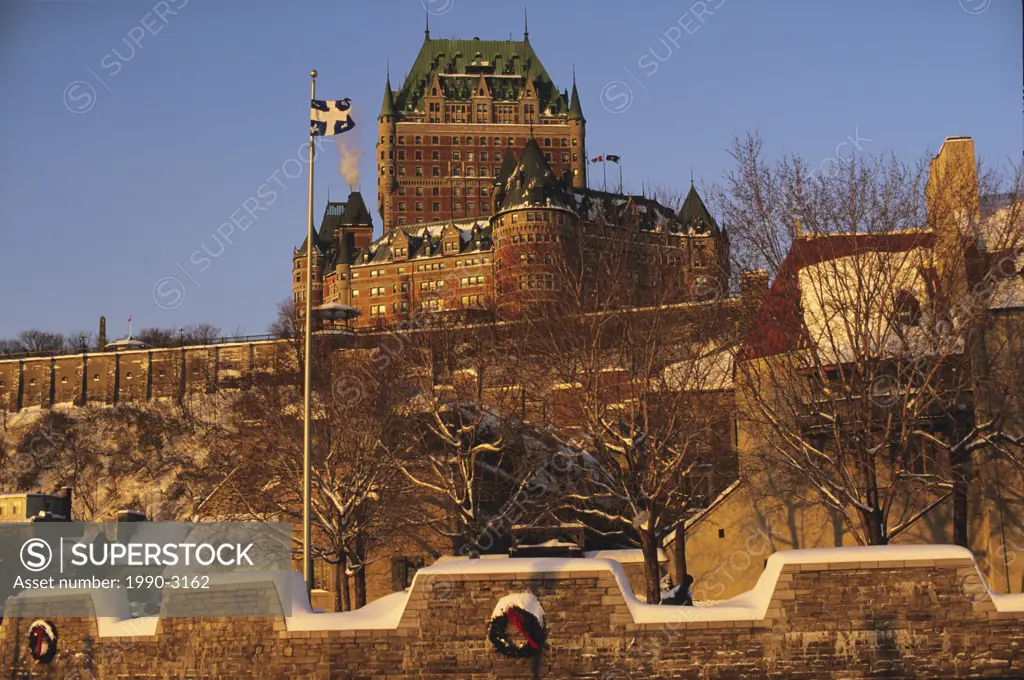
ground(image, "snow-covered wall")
xmin=1 ymin=544 xmax=1022 ymax=678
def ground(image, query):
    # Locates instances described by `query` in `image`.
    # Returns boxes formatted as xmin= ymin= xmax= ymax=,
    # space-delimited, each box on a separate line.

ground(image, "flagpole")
xmin=602 ymin=155 xmax=607 ymax=192
xmin=618 ymin=159 xmax=623 ymax=194
xmin=303 ymin=68 xmax=317 ymax=601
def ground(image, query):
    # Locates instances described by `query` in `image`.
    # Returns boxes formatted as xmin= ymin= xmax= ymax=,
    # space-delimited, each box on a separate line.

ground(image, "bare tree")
xmin=387 ymin=311 xmax=545 ymax=554
xmin=726 ymin=133 xmax=1024 ymax=547
xmin=15 ymin=330 xmax=65 ymax=353
xmin=268 ymin=298 xmax=296 ymax=339
xmin=521 ymin=207 xmax=740 ymax=603
xmin=203 ymin=344 xmax=405 ymax=610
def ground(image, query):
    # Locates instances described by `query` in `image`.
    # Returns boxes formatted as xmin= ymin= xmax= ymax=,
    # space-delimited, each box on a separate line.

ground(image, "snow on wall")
xmin=15 ymin=543 xmax=1017 ymax=636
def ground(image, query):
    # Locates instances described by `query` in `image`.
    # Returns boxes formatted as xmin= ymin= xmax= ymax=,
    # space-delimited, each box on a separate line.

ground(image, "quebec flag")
xmin=310 ymin=99 xmax=355 ymax=136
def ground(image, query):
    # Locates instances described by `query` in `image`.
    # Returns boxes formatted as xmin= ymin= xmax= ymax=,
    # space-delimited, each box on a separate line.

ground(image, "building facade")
xmin=294 ymin=29 xmax=728 ymax=329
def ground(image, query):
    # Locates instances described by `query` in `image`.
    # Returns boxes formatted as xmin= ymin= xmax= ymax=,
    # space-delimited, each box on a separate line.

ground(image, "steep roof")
xmin=380 ymin=75 xmax=397 ymax=118
xmin=497 ymin=138 xmax=575 ymax=212
xmin=744 ymin=231 xmax=936 ymax=359
xmin=679 ymin=184 xmax=719 ymax=235
xmin=296 ymin=195 xmax=373 ymax=258
xmin=393 ymin=37 xmax=567 ymax=114
xmin=568 ymin=80 xmax=584 ymax=122
xmin=340 ymin=191 xmax=372 ymax=226
xmin=296 ymin=202 xmax=347 ymax=257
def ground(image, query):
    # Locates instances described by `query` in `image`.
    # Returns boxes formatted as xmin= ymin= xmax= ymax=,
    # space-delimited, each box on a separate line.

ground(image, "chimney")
xmin=740 ymin=269 xmax=770 ymax=322
xmin=98 ymin=316 xmax=107 ymax=351
xmin=61 ymin=486 xmax=73 ymax=520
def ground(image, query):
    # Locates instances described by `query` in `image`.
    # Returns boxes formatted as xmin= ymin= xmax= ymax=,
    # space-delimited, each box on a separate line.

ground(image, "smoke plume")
xmin=336 ymin=136 xmax=363 ymax=189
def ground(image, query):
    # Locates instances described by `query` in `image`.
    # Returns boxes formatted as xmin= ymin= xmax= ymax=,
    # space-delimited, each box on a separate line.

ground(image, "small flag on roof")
xmin=310 ymin=99 xmax=355 ymax=136
xmin=606 ymin=155 xmax=621 ymax=163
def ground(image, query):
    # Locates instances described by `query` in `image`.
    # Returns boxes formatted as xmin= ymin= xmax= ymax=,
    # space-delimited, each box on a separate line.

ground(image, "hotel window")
xmin=572 ymin=138 xmax=578 ymax=146
xmin=466 ymin=167 xmax=474 ymax=176
xmin=370 ymin=287 xmax=385 ymax=297
xmin=415 ymin=135 xmax=422 ymax=144
xmin=561 ymin=138 xmax=568 ymax=147
xmin=544 ymin=138 xmax=550 ymax=147
xmin=453 ymin=202 xmax=462 ymax=211
xmin=479 ymin=136 xmax=486 ymax=144
xmin=480 ymin=152 xmax=488 ymax=161
xmin=466 ymin=187 xmax=474 ymax=195
xmin=415 ymin=150 xmax=422 ymax=160
xmin=544 ymin=152 xmax=551 ymax=162
xmin=398 ymin=150 xmax=405 ymax=160
xmin=432 ymin=167 xmax=440 ymax=177
xmin=415 ymin=187 xmax=423 ymax=196
xmin=481 ymin=201 xmax=489 ymax=210
xmin=352 ymin=289 xmax=360 ymax=297
xmin=453 ymin=151 xmax=460 ymax=161
xmin=420 ymin=298 xmax=443 ymax=311
xmin=371 ymin=269 xmax=385 ymax=278
xmin=415 ymin=202 xmax=422 ymax=211
xmin=398 ymin=187 xmax=406 ymax=196
xmin=433 ymin=202 xmax=440 ymax=211
xmin=370 ymin=304 xmax=386 ymax=317
xmin=432 ymin=136 xmax=439 ymax=144
xmin=479 ymin=167 xmax=487 ymax=177
xmin=467 ymin=202 xmax=475 ymax=212
xmin=415 ymin=166 xmax=423 ymax=176
xmin=453 ymin=187 xmax=460 ymax=196
xmin=398 ymin=166 xmax=405 ymax=176
xmin=432 ymin=150 xmax=439 ymax=160
xmin=453 ymin=136 xmax=460 ymax=144
xmin=493 ymin=136 xmax=501 ymax=145
xmin=573 ymin=153 xmax=578 ymax=162
xmin=452 ymin=166 xmax=461 ymax=176
xmin=432 ymin=187 xmax=439 ymax=196
xmin=466 ymin=152 xmax=474 ymax=161
xmin=562 ymin=153 xmax=568 ymax=162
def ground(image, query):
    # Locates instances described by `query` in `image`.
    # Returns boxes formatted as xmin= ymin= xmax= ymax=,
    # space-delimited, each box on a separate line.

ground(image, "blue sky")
xmin=0 ymin=0 xmax=1020 ymax=339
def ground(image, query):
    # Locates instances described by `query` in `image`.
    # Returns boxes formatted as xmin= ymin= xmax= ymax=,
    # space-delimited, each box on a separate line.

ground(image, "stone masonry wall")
xmin=0 ymin=340 xmax=294 ymax=412
xmin=1 ymin=554 xmax=1022 ymax=679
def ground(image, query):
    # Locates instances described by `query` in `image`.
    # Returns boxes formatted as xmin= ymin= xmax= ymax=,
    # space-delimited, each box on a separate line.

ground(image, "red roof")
xmin=744 ymin=232 xmax=935 ymax=359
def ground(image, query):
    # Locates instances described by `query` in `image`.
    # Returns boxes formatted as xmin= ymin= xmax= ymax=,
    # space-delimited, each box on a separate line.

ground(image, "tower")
xmin=567 ymin=71 xmax=586 ymax=189
xmin=374 ymin=29 xmax=584 ymax=231
xmin=491 ymin=139 xmax=578 ymax=313
xmin=377 ymin=71 xmax=399 ymax=223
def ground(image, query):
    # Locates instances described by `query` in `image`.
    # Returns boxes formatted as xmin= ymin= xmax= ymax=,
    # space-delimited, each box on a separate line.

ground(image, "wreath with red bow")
xmin=487 ymin=603 xmax=546 ymax=658
xmin=28 ymin=620 xmax=57 ymax=664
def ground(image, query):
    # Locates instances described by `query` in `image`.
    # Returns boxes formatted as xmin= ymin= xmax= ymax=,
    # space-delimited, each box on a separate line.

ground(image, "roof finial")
xmin=572 ymin=62 xmax=576 ymax=83
xmin=524 ymin=6 xmax=529 ymax=41
xmin=386 ymin=59 xmax=390 ymax=83
xmin=690 ymin=167 xmax=694 ymax=187
xmin=424 ymin=10 xmax=430 ymax=39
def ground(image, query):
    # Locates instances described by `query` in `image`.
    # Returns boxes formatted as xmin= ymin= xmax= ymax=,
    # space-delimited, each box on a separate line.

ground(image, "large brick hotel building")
xmin=294 ymin=26 xmax=729 ymax=328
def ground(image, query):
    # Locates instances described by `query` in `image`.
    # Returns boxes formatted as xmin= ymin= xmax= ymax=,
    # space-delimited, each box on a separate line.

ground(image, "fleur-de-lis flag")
xmin=310 ymin=99 xmax=355 ymax=136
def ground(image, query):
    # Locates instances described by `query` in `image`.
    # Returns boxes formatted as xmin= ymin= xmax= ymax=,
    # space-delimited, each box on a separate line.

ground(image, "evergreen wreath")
xmin=28 ymin=620 xmax=57 ymax=664
xmin=487 ymin=604 xmax=546 ymax=658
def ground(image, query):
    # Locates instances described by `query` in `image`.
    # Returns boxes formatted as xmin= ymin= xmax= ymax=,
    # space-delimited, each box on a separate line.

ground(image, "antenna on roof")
xmin=690 ymin=167 xmax=694 ymax=187
xmin=524 ymin=6 xmax=529 ymax=41
xmin=424 ymin=10 xmax=430 ymax=39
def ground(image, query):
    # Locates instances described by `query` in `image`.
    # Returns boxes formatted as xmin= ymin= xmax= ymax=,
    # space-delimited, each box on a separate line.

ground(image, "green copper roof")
xmin=568 ymin=81 xmax=584 ymax=121
xmin=380 ymin=75 xmax=397 ymax=118
xmin=394 ymin=37 xmax=567 ymax=114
